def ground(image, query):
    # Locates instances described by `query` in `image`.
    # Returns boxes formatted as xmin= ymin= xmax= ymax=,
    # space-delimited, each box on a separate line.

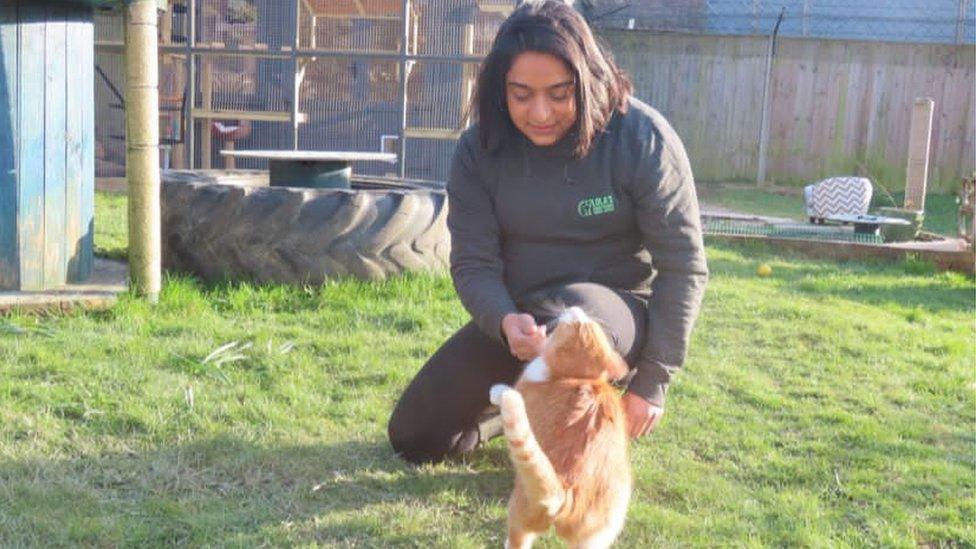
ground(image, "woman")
xmin=388 ymin=0 xmax=708 ymax=464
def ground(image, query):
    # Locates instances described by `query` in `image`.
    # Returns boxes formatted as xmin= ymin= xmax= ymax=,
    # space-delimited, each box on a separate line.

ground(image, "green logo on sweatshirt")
xmin=577 ymin=194 xmax=616 ymax=217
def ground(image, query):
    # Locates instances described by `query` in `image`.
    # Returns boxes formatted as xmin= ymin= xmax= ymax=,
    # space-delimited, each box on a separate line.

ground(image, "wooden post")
xmin=398 ymin=0 xmax=410 ymax=178
xmin=199 ymin=56 xmax=213 ymax=168
xmin=412 ymin=9 xmax=418 ymax=54
xmin=159 ymin=6 xmax=171 ymax=43
xmin=460 ymin=23 xmax=474 ymax=125
xmin=124 ymin=0 xmax=162 ymax=301
xmin=159 ymin=6 xmax=185 ymax=169
xmin=904 ymin=97 xmax=934 ymax=211
xmin=224 ymin=139 xmax=235 ymax=169
xmin=290 ymin=0 xmax=301 ymax=149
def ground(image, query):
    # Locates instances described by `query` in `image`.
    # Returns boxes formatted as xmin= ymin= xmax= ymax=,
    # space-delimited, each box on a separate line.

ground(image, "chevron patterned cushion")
xmin=803 ymin=177 xmax=873 ymax=220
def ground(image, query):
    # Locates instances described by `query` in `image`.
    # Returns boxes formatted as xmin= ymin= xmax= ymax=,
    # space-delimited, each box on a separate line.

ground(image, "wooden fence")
xmin=602 ymin=30 xmax=975 ymax=192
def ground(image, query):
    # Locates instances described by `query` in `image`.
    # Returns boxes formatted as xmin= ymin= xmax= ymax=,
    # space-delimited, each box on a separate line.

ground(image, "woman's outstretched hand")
xmin=501 ymin=313 xmax=547 ymax=361
xmin=622 ymin=392 xmax=664 ymax=438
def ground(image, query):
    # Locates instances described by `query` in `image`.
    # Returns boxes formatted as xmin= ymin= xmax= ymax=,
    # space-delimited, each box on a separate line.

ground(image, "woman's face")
xmin=505 ymin=51 xmax=577 ymax=147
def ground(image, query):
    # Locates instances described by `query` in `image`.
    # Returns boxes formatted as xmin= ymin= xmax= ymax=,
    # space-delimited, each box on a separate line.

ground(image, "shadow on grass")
xmin=705 ymin=240 xmax=974 ymax=314
xmin=0 ymin=436 xmax=511 ymax=546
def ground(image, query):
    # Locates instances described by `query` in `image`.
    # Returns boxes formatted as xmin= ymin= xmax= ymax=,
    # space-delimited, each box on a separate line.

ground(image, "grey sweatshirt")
xmin=446 ymin=97 xmax=708 ymax=407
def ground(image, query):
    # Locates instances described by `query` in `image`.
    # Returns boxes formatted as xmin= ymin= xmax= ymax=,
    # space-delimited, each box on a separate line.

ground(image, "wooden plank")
xmin=403 ymin=127 xmax=462 ymax=140
xmin=158 ymin=4 xmax=171 ymax=46
xmin=0 ymin=257 xmax=127 ymax=313
xmin=65 ymin=6 xmax=86 ymax=282
xmin=80 ymin=10 xmax=94 ymax=280
xmin=43 ymin=4 xmax=67 ymax=287
xmin=307 ymin=14 xmax=399 ymax=21
xmin=18 ymin=2 xmax=46 ymax=291
xmin=306 ymin=0 xmax=400 ymax=17
xmin=191 ymin=108 xmax=308 ymax=123
xmin=477 ymin=1 xmax=514 ymax=16
xmin=0 ymin=1 xmax=19 ymax=289
xmin=300 ymin=0 xmax=314 ymax=20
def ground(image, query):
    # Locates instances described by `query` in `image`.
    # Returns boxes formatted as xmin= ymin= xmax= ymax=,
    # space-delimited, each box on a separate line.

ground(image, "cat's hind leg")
xmin=506 ymin=489 xmax=548 ymax=549
xmin=566 ymin=486 xmax=629 ymax=549
xmin=569 ymin=528 xmax=618 ymax=549
xmin=507 ymin=500 xmax=550 ymax=549
xmin=505 ymin=530 xmax=538 ymax=549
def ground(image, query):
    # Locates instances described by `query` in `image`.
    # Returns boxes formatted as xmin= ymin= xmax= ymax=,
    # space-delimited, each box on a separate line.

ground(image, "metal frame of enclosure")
xmin=94 ymin=0 xmax=517 ymax=182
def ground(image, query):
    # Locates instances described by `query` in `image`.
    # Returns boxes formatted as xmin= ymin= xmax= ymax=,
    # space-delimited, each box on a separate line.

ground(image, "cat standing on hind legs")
xmin=491 ymin=307 xmax=633 ymax=549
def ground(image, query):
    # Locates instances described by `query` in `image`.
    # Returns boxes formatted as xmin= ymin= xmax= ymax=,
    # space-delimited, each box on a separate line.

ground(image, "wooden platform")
xmin=700 ymin=208 xmax=795 ymax=224
xmin=0 ymin=258 xmax=127 ymax=314
xmin=706 ymin=233 xmax=975 ymax=274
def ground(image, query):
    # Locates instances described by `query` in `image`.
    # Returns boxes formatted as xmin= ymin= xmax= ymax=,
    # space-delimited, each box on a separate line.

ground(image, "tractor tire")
xmin=161 ymin=170 xmax=450 ymax=283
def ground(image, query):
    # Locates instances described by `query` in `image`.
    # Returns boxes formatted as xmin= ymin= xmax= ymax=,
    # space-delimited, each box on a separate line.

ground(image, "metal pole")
xmin=956 ymin=0 xmax=969 ymax=45
xmin=124 ymin=0 xmax=162 ymax=301
xmin=187 ymin=0 xmax=195 ymax=168
xmin=756 ymin=8 xmax=785 ymax=185
xmin=398 ymin=0 xmax=410 ymax=178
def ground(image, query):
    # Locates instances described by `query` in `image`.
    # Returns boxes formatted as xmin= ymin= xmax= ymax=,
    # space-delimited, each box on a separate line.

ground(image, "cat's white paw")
xmin=490 ymin=384 xmax=511 ymax=406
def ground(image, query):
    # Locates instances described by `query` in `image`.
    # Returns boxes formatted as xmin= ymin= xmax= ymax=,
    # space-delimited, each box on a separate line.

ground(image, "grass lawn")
xmin=698 ymin=183 xmax=961 ymax=237
xmin=1 ymin=193 xmax=972 ymax=546
xmin=94 ymin=191 xmax=128 ymax=260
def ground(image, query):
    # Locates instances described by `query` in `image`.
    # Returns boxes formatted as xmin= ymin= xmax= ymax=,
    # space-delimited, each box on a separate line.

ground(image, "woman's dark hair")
xmin=470 ymin=0 xmax=632 ymax=157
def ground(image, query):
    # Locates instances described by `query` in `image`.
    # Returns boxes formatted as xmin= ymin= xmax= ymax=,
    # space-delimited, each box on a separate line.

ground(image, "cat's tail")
xmin=490 ymin=384 xmax=568 ymax=518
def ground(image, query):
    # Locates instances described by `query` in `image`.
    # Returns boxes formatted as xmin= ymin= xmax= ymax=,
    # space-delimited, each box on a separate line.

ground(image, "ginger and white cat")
xmin=490 ymin=307 xmax=632 ymax=549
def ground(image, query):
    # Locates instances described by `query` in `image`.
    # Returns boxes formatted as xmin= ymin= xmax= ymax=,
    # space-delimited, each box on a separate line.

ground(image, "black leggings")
xmin=387 ymin=282 xmax=647 ymax=464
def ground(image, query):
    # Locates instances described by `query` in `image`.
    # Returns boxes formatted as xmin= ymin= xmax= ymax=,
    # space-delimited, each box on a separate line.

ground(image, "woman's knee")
xmin=387 ymin=408 xmax=477 ymax=464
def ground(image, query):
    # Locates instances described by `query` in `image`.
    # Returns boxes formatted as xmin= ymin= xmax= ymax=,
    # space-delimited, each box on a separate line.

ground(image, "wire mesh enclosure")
xmin=703 ymin=216 xmax=885 ymax=244
xmin=93 ymin=0 xmax=516 ymax=182
xmin=92 ymin=0 xmax=973 ymax=186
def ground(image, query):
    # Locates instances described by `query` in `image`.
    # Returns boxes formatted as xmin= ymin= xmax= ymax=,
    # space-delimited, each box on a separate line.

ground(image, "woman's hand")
xmin=622 ymin=392 xmax=664 ymax=438
xmin=501 ymin=313 xmax=547 ymax=361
